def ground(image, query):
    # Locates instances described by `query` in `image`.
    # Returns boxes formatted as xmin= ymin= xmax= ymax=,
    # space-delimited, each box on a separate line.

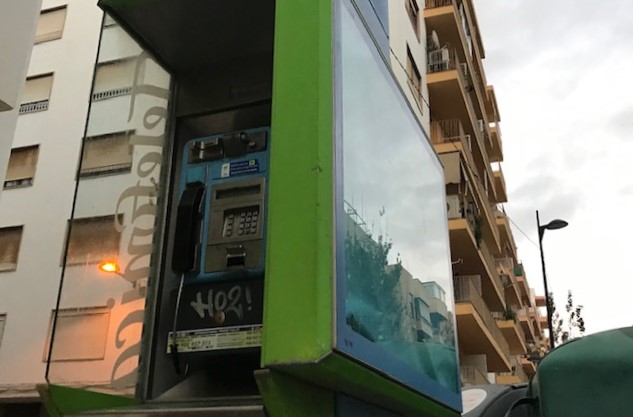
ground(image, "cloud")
xmin=474 ymin=0 xmax=633 ymax=335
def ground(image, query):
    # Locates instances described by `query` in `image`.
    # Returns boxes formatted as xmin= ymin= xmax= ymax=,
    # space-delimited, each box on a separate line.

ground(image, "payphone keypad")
xmin=223 ymin=206 xmax=260 ymax=238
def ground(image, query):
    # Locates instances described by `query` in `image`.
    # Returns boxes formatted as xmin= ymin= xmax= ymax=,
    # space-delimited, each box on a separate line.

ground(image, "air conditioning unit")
xmin=428 ymin=48 xmax=450 ymax=72
xmin=446 ymin=195 xmax=462 ymax=219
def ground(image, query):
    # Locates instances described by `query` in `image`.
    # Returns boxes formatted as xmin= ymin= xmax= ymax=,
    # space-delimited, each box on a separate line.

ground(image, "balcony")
xmin=426 ymin=48 xmax=497 ymax=205
xmin=495 ymin=208 xmax=518 ymax=262
xmin=493 ymin=313 xmax=527 ymax=355
xmin=514 ymin=264 xmax=531 ymax=306
xmin=493 ymin=166 xmax=508 ymax=204
xmin=461 ymin=366 xmax=489 ymax=386
xmin=488 ymin=122 xmax=503 ymax=162
xmin=447 ymin=199 xmax=505 ymax=311
xmin=432 ymin=119 xmax=500 ymax=251
xmin=518 ymin=307 xmax=537 ymax=343
xmin=495 ymin=257 xmax=521 ymax=308
xmin=454 ymin=276 xmax=511 ymax=372
xmin=496 ymin=355 xmax=529 ymax=384
xmin=521 ymin=357 xmax=537 ymax=378
xmin=18 ymin=99 xmax=49 ymax=115
xmin=425 ymin=0 xmax=493 ymax=146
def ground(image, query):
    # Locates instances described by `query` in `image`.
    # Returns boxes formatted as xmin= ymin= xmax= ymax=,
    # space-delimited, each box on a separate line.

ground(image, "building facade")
xmin=0 ymin=1 xmax=547 ymax=415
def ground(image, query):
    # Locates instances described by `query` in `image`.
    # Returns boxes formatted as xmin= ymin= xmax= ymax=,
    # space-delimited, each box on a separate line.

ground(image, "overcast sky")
xmin=475 ymin=0 xmax=633 ymax=335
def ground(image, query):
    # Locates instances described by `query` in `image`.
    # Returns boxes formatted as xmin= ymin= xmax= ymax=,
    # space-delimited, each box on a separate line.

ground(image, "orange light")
xmin=99 ymin=260 xmax=120 ymax=274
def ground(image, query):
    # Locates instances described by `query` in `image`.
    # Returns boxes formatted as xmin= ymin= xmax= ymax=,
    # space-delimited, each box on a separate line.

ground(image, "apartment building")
xmin=0 ymin=1 xmax=156 ymax=415
xmin=414 ymin=0 xmax=549 ymax=385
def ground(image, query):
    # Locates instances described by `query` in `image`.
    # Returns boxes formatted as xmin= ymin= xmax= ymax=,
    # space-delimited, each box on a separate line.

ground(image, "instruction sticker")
xmin=167 ymin=324 xmax=262 ymax=353
xmin=221 ymin=160 xmax=259 ymax=178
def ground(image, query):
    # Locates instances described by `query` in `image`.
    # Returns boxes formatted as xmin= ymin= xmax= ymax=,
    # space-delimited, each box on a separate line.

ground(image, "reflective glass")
xmin=46 ymin=14 xmax=172 ymax=396
xmin=336 ymin=0 xmax=459 ymax=399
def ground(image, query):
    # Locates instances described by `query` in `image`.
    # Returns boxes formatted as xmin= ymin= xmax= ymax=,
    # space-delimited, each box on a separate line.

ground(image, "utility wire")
xmin=366 ymin=0 xmax=432 ymax=111
xmin=507 ymin=215 xmax=539 ymax=249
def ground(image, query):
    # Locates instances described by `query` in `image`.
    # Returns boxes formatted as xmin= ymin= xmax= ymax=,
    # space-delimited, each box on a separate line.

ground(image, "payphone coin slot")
xmin=226 ymin=246 xmax=247 ymax=268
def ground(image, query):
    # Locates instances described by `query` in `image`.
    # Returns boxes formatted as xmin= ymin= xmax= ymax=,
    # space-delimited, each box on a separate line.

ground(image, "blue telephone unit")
xmin=169 ymin=127 xmax=270 ymax=356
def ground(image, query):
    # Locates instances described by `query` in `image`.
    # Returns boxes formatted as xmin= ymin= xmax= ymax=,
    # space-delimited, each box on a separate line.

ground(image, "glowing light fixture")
xmin=98 ymin=260 xmax=121 ymax=274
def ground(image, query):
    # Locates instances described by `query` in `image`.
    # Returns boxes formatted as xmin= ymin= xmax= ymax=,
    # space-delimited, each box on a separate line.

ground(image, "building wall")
xmin=388 ymin=0 xmax=430 ymax=135
xmin=0 ymin=0 xmax=102 ymax=389
xmin=0 ymin=0 xmax=43 ymax=192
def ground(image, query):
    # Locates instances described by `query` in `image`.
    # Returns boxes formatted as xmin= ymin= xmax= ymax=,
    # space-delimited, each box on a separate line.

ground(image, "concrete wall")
xmin=0 ymin=0 xmax=102 ymax=390
xmin=388 ymin=0 xmax=430 ymax=135
xmin=0 ymin=0 xmax=42 ymax=195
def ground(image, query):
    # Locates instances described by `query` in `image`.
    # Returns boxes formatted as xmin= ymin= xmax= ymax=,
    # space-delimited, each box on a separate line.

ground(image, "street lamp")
xmin=536 ymin=210 xmax=568 ymax=350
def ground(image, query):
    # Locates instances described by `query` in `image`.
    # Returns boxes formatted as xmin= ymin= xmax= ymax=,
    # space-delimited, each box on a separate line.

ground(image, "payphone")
xmin=167 ymin=127 xmax=270 ymax=372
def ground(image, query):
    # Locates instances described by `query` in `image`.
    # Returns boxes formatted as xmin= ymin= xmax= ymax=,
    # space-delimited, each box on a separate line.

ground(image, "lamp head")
xmin=544 ymin=219 xmax=568 ymax=231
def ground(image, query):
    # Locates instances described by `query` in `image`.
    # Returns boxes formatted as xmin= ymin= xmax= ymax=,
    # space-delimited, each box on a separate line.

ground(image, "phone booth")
xmin=41 ymin=1 xmax=461 ymax=416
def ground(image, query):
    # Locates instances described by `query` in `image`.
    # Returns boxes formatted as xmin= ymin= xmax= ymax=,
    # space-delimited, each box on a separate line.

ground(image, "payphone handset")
xmin=172 ymin=127 xmax=270 ymax=282
xmin=167 ymin=128 xmax=269 ymax=357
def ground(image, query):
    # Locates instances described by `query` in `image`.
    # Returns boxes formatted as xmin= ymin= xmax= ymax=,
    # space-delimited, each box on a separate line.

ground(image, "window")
xmin=35 ymin=6 xmax=67 ymax=44
xmin=405 ymin=0 xmax=420 ymax=40
xmin=405 ymin=46 xmax=423 ymax=112
xmin=0 ymin=314 xmax=6 ymax=348
xmin=65 ymin=215 xmax=122 ymax=265
xmin=79 ymin=132 xmax=133 ymax=177
xmin=0 ymin=226 xmax=23 ymax=272
xmin=4 ymin=145 xmax=39 ymax=189
xmin=92 ymin=60 xmax=135 ymax=101
xmin=45 ymin=307 xmax=110 ymax=361
xmin=20 ymin=73 xmax=53 ymax=114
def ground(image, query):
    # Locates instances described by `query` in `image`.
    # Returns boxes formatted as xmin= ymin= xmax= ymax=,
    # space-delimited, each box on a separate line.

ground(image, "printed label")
xmin=167 ymin=324 xmax=262 ymax=353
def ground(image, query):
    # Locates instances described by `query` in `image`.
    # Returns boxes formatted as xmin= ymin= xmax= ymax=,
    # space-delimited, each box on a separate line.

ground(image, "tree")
xmin=550 ymin=290 xmax=586 ymax=346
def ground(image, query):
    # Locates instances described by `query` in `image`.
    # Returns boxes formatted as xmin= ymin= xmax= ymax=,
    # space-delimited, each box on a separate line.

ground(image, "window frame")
xmin=91 ymin=58 xmax=136 ymax=102
xmin=34 ymin=5 xmax=68 ymax=44
xmin=44 ymin=306 xmax=111 ymax=362
xmin=405 ymin=45 xmax=423 ymax=113
xmin=63 ymin=214 xmax=123 ymax=266
xmin=4 ymin=145 xmax=40 ymax=189
xmin=405 ymin=0 xmax=420 ymax=40
xmin=19 ymin=72 xmax=54 ymax=114
xmin=0 ymin=226 xmax=24 ymax=272
xmin=78 ymin=130 xmax=134 ymax=178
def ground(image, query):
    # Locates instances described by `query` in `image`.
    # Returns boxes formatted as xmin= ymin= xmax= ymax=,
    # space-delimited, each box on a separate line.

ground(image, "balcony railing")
xmin=517 ymin=307 xmax=536 ymax=340
xmin=492 ymin=311 xmax=527 ymax=348
xmin=91 ymin=86 xmax=133 ymax=102
xmin=478 ymin=239 xmax=504 ymax=298
xmin=19 ymin=99 xmax=49 ymax=114
xmin=427 ymin=47 xmax=459 ymax=74
xmin=455 ymin=276 xmax=511 ymax=359
xmin=461 ymin=366 xmax=489 ymax=386
xmin=497 ymin=356 xmax=529 ymax=383
xmin=425 ymin=0 xmax=452 ymax=8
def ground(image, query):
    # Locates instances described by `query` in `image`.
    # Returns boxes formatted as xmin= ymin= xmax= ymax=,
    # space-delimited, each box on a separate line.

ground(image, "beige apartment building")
xmin=398 ymin=0 xmax=550 ymax=385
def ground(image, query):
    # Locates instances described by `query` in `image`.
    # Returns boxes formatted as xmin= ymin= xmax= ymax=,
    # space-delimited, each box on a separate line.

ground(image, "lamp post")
xmin=537 ymin=210 xmax=568 ymax=350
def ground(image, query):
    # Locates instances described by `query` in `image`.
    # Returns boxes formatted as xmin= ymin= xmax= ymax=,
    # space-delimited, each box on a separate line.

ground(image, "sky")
xmin=475 ymin=0 xmax=633 ymax=335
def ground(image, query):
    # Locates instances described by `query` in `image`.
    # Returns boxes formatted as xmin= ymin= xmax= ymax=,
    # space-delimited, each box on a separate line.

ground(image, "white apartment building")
xmin=0 ymin=1 xmax=431 ymax=415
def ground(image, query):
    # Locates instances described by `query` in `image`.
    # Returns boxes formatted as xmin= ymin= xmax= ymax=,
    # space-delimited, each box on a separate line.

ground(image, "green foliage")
xmin=550 ymin=290 xmax=586 ymax=346
xmin=503 ymin=307 xmax=517 ymax=322
xmin=473 ymin=215 xmax=483 ymax=248
xmin=345 ymin=230 xmax=404 ymax=342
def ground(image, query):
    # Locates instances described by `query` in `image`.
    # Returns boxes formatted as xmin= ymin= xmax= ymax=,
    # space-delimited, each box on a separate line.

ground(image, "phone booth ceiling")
xmin=99 ymin=0 xmax=275 ymax=73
